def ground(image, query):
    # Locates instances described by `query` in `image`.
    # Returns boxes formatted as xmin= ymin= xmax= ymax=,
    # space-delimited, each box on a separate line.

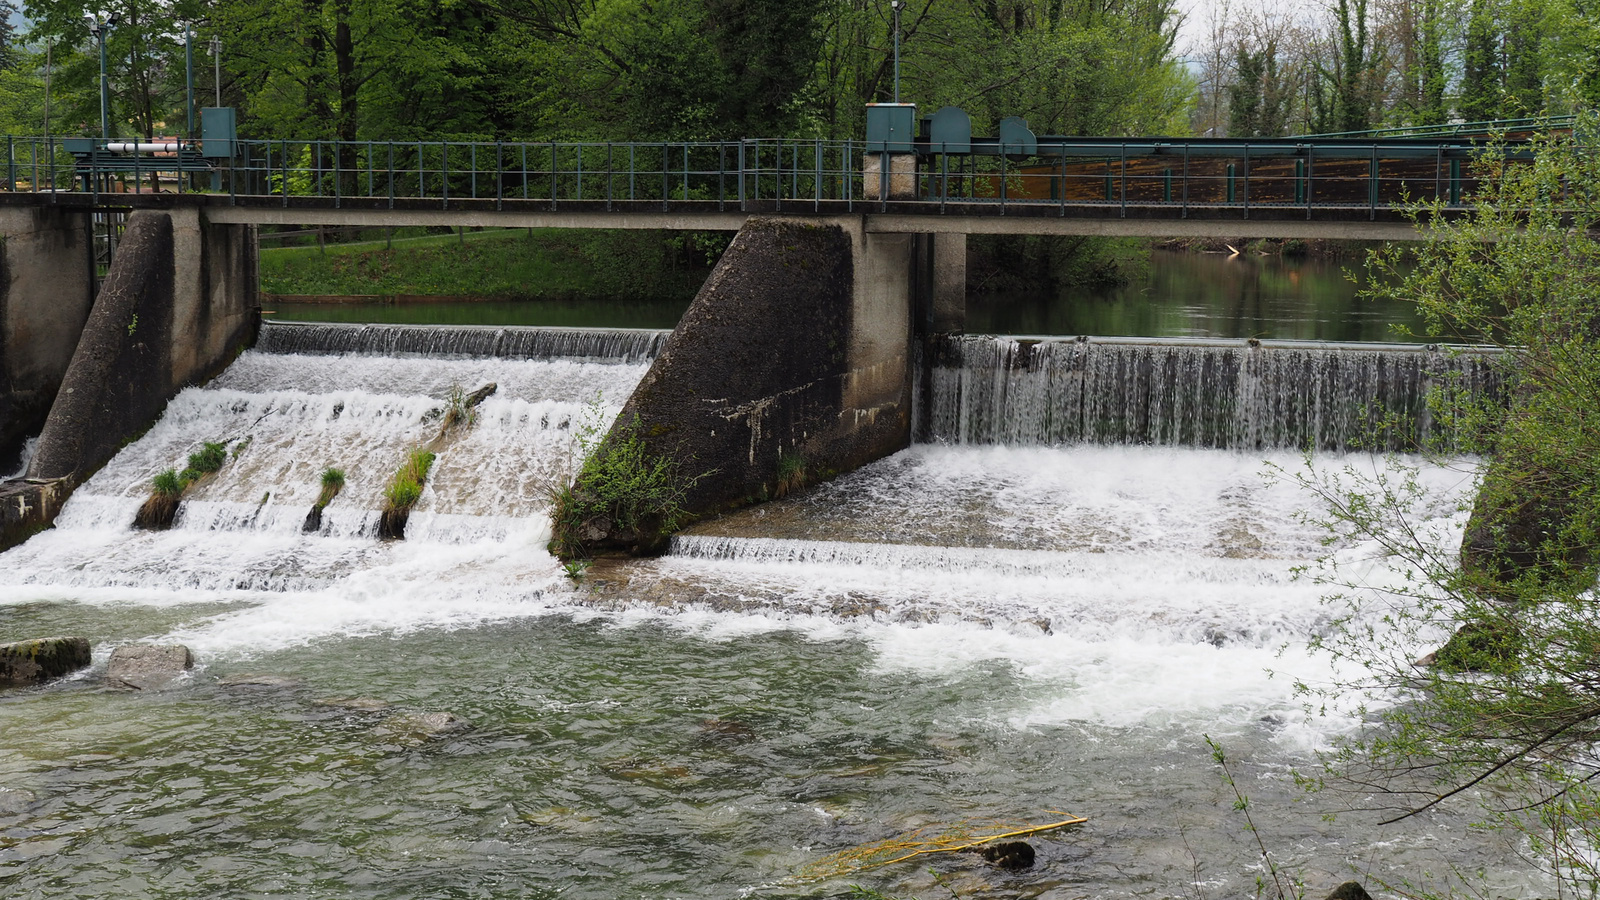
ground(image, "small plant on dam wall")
xmin=303 ymin=467 xmax=346 ymax=534
xmin=380 ymin=450 xmax=434 ymax=540
xmin=135 ymin=441 xmax=233 ymax=530
xmin=548 ymin=413 xmax=706 ymax=560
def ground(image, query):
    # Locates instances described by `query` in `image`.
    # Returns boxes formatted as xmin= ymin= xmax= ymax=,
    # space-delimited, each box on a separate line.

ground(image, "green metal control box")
xmin=201 ymin=107 xmax=237 ymax=158
xmin=866 ymin=103 xmax=917 ymax=154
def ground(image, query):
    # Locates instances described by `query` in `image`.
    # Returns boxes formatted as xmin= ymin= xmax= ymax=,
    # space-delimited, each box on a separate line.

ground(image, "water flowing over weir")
xmin=256 ymin=320 xmax=671 ymax=363
xmin=0 ymin=323 xmax=1548 ymax=898
xmin=918 ymin=334 xmax=1504 ymax=451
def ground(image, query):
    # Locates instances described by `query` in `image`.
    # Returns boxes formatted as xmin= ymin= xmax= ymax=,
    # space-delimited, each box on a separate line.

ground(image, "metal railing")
xmin=0 ymin=134 xmax=1534 ymax=218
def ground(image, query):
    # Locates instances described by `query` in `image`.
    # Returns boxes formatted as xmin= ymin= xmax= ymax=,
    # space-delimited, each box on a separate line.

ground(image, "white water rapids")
xmin=0 ymin=324 xmax=1545 ymax=897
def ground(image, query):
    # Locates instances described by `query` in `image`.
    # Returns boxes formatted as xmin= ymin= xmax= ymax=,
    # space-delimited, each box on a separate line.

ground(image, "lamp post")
xmin=890 ymin=0 xmax=904 ymax=104
xmin=210 ymin=36 xmax=221 ymax=107
xmin=83 ymin=13 xmax=118 ymax=140
xmin=184 ymin=29 xmax=195 ymax=140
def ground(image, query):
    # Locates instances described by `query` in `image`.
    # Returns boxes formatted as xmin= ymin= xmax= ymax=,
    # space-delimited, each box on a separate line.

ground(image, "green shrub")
xmin=382 ymin=450 xmax=434 ymax=511
xmin=316 ymin=467 xmax=346 ymax=509
xmin=548 ymin=415 xmax=705 ymax=559
xmin=151 ymin=469 xmax=184 ymax=498
xmin=184 ymin=442 xmax=228 ymax=478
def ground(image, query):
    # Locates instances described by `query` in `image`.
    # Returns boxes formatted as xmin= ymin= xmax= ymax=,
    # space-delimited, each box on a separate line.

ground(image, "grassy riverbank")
xmin=258 ymin=228 xmax=717 ymax=301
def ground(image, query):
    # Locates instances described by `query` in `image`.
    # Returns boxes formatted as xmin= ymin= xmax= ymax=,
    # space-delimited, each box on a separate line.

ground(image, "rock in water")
xmin=374 ymin=711 xmax=470 ymax=743
xmin=979 ymin=841 xmax=1035 ymax=870
xmin=106 ymin=644 xmax=194 ymax=690
xmin=0 ymin=636 xmax=91 ymax=686
xmin=1326 ymin=882 xmax=1374 ymax=900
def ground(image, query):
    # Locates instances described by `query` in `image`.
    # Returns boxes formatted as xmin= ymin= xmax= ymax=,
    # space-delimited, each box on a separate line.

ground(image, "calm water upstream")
xmin=0 ymin=311 xmax=1536 ymax=896
xmin=268 ymin=249 xmax=1428 ymax=343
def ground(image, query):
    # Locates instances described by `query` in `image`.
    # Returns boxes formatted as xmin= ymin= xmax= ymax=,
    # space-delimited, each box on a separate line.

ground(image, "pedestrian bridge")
xmin=0 ymin=129 xmax=1532 ymax=240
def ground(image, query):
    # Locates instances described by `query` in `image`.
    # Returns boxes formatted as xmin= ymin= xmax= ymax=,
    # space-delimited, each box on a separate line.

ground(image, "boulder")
xmin=106 ymin=643 xmax=194 ymax=690
xmin=978 ymin=841 xmax=1035 ymax=870
xmin=374 ymin=711 xmax=470 ymax=743
xmin=0 ymin=636 xmax=91 ymax=686
xmin=1414 ymin=619 xmax=1521 ymax=673
xmin=1326 ymin=882 xmax=1373 ymax=900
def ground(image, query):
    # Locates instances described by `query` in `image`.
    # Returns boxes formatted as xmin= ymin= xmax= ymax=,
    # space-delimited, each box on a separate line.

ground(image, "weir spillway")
xmin=0 ymin=321 xmax=1542 ymax=897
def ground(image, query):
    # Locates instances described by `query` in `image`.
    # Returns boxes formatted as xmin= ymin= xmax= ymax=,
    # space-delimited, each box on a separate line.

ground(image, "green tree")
xmin=1295 ymin=117 xmax=1600 ymax=892
xmin=1227 ymin=41 xmax=1289 ymax=137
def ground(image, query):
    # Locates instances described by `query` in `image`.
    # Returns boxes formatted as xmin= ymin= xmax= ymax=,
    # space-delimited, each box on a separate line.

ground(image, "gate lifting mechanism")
xmin=60 ymin=106 xmax=238 ymax=190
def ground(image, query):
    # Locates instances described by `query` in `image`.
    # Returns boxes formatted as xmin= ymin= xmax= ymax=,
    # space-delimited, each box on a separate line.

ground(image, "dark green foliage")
xmin=548 ymin=415 xmax=702 ymax=560
xmin=1228 ymin=43 xmax=1288 ymax=138
xmin=383 ymin=449 xmax=434 ymax=510
xmin=185 ymin=442 xmax=228 ymax=478
xmin=151 ymin=469 xmax=184 ymax=498
xmin=316 ymin=467 xmax=346 ymax=509
xmin=1290 ymin=116 xmax=1600 ymax=888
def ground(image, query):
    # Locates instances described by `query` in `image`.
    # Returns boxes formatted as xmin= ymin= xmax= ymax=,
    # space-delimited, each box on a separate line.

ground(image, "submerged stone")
xmin=0 ymin=636 xmax=91 ymax=686
xmin=106 ymin=643 xmax=194 ymax=691
xmin=1325 ymin=882 xmax=1373 ymax=900
xmin=979 ymin=840 xmax=1035 ymax=870
xmin=374 ymin=710 xmax=469 ymax=743
xmin=217 ymin=673 xmax=299 ymax=688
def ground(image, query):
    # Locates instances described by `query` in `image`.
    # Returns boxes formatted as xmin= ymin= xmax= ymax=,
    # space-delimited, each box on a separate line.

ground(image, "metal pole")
xmin=891 ymin=1 xmax=904 ymax=104
xmin=185 ymin=31 xmax=195 ymax=140
xmin=44 ymin=43 xmax=51 ymax=144
xmin=211 ymin=37 xmax=222 ymax=107
xmin=97 ymin=27 xmax=111 ymax=139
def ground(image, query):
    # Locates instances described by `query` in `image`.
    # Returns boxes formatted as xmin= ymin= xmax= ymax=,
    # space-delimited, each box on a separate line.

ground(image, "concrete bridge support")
xmin=0 ymin=207 xmax=95 ymax=469
xmin=1 ymin=209 xmax=256 ymax=550
xmin=563 ymin=215 xmax=914 ymax=555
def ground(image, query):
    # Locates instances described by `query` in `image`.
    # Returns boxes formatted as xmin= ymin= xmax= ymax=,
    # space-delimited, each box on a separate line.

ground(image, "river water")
xmin=265 ymin=249 xmax=1424 ymax=343
xmin=0 ymin=313 xmax=1539 ymax=897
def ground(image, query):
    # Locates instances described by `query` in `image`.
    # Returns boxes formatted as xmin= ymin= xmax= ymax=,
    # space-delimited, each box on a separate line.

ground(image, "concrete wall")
xmin=567 ymin=215 xmax=913 ymax=555
xmin=27 ymin=210 xmax=256 ymax=486
xmin=0 ymin=207 xmax=94 ymax=467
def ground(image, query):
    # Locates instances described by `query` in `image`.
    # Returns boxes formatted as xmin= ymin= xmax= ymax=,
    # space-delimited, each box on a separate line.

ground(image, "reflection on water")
xmin=970 ymin=250 xmax=1426 ymax=341
xmin=264 ymin=249 xmax=1425 ymax=342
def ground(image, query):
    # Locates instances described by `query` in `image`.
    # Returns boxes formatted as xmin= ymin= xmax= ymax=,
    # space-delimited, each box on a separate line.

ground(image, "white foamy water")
xmin=0 ymin=346 xmax=1477 ymax=738
xmin=0 ymin=330 xmax=1542 ymax=898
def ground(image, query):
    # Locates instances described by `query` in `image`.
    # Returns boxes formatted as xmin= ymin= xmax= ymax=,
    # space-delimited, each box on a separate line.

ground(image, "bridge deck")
xmin=0 ymin=191 xmax=1450 ymax=240
xmin=0 ymin=132 xmax=1514 ymax=239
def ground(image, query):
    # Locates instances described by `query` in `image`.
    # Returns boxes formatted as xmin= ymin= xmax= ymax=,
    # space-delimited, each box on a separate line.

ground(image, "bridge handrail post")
xmin=1182 ymin=143 xmax=1189 ymax=218
xmin=999 ymin=148 xmax=1007 ymax=213
xmin=1056 ymin=148 xmax=1064 ymax=216
xmin=550 ymin=142 xmax=557 ymax=211
xmin=471 ymin=142 xmax=479 ymax=200
xmin=335 ymin=141 xmax=342 ymax=208
xmin=737 ymin=140 xmax=745 ymax=210
xmin=844 ymin=138 xmax=852 ymax=211
xmin=607 ymin=143 xmax=615 ymax=211
xmin=387 ymin=144 xmax=395 ymax=208
xmin=7 ymin=135 xmax=14 ymax=193
xmin=1369 ymin=146 xmax=1378 ymax=220
xmin=497 ymin=141 xmax=505 ymax=211
xmin=684 ymin=143 xmax=690 ymax=205
xmin=366 ymin=140 xmax=374 ymax=198
xmin=440 ymin=142 xmax=450 ymax=208
xmin=1119 ymin=143 xmax=1127 ymax=218
xmin=814 ymin=139 xmax=821 ymax=210
xmin=1306 ymin=146 xmax=1315 ymax=219
xmin=521 ymin=144 xmax=529 ymax=201
xmin=1242 ymin=142 xmax=1249 ymax=219
xmin=718 ymin=143 xmax=726 ymax=210
xmin=943 ymin=144 xmax=951 ymax=214
xmin=575 ymin=142 xmax=582 ymax=202
xmin=228 ymin=143 xmax=236 ymax=204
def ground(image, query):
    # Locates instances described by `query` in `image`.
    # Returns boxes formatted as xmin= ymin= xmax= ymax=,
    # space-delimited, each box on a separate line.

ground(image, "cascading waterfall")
xmin=256 ymin=320 xmax=670 ymax=362
xmin=918 ymin=334 xmax=1505 ymax=450
xmin=0 ymin=322 xmax=1544 ymax=898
